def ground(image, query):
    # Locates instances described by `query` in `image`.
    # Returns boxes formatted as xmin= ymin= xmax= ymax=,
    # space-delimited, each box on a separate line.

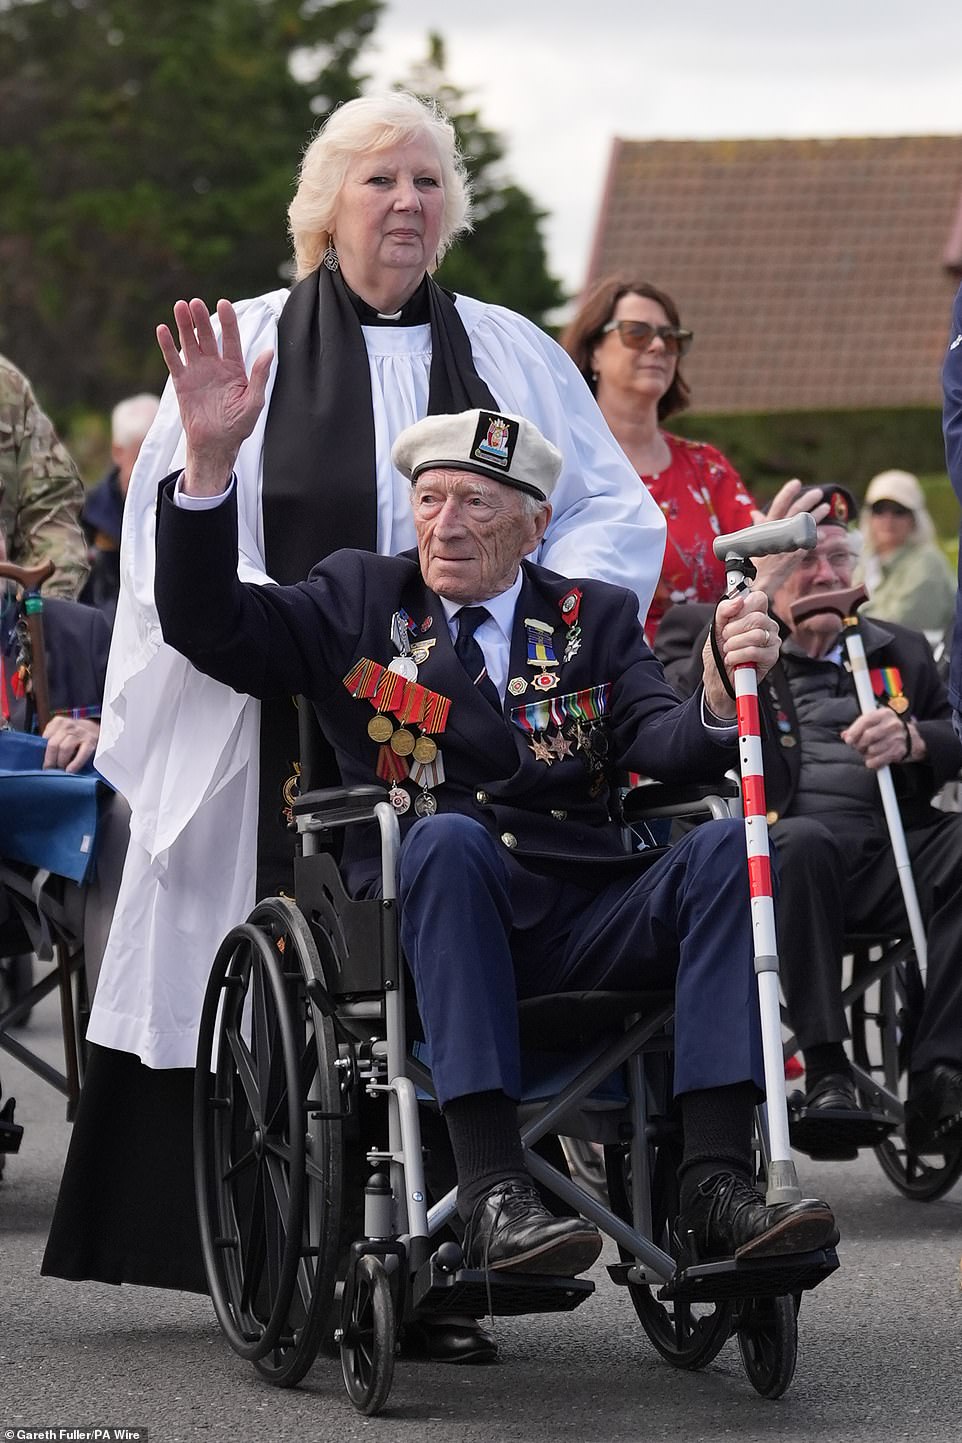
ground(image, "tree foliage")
xmin=0 ymin=0 xmax=381 ymax=412
xmin=403 ymin=34 xmax=565 ymax=329
xmin=0 ymin=7 xmax=564 ymax=418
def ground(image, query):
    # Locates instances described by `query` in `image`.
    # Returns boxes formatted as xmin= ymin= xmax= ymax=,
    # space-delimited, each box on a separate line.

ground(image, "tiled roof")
xmin=586 ymin=135 xmax=962 ymax=412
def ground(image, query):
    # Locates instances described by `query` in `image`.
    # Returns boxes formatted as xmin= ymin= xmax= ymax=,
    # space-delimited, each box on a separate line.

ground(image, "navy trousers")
xmin=398 ymin=814 xmax=764 ymax=1109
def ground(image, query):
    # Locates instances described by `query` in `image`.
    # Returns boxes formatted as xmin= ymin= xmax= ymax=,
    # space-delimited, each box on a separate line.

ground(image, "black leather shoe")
xmin=805 ymin=1072 xmax=861 ymax=1113
xmin=463 ymin=1180 xmax=602 ymax=1276
xmin=789 ymin=1072 xmax=894 ymax=1160
xmin=677 ymin=1171 xmax=839 ymax=1262
xmin=905 ymin=1065 xmax=962 ymax=1151
xmin=401 ymin=1315 xmax=498 ymax=1364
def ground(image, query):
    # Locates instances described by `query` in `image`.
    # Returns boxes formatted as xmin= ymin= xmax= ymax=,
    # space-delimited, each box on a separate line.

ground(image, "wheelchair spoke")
xmin=225 ymin=1029 xmax=262 ymax=1125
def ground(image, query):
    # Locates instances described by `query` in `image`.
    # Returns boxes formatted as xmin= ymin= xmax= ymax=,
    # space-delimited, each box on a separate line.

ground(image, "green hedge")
xmin=669 ymin=406 xmax=950 ymax=501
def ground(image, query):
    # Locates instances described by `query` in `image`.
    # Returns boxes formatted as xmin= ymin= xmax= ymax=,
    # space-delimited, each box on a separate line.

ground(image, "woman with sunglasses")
xmin=563 ymin=279 xmax=755 ymax=636
xmin=858 ymin=469 xmax=954 ymax=635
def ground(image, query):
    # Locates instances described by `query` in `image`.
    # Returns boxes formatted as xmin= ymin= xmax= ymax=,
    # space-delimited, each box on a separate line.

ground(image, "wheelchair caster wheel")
xmin=340 ymin=1255 xmax=396 ymax=1415
xmin=736 ymin=1293 xmax=798 ymax=1399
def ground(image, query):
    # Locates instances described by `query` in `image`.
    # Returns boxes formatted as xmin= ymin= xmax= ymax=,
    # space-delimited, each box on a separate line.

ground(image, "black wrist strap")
xmin=709 ymin=607 xmax=737 ymax=701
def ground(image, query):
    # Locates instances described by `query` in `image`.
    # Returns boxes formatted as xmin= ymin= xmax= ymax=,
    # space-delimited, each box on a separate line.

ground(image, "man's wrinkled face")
xmin=412 ymin=468 xmax=550 ymax=605
xmin=774 ymin=524 xmax=856 ymax=647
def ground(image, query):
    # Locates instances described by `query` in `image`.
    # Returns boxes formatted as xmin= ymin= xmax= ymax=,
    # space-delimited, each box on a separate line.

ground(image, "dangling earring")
xmin=322 ymin=240 xmax=339 ymax=272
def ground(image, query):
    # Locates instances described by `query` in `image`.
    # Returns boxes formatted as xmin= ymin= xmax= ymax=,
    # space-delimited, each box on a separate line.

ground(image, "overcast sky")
xmin=364 ymin=1 xmax=962 ymax=296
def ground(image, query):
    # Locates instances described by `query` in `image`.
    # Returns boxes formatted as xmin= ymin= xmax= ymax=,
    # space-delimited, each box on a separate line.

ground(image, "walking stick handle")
xmin=0 ymin=559 xmax=56 ymax=590
xmin=713 ymin=512 xmax=816 ymax=564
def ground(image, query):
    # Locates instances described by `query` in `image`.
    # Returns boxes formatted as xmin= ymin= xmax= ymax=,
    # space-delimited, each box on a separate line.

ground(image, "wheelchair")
xmin=786 ymin=930 xmax=962 ymax=1202
xmin=192 ymin=776 xmax=839 ymax=1415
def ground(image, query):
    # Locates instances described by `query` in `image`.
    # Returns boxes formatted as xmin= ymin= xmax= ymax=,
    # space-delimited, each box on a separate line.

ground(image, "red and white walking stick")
xmin=713 ymin=513 xmax=816 ymax=1206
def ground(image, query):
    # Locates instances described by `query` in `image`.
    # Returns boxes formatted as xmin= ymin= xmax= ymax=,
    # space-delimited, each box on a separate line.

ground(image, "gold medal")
xmin=888 ymin=695 xmax=910 ymax=714
xmin=368 ymin=714 xmax=394 ymax=743
xmin=391 ymin=727 xmax=416 ymax=757
xmin=412 ymin=734 xmax=438 ymax=764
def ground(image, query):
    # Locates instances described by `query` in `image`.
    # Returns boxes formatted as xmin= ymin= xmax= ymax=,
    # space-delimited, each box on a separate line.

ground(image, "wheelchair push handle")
xmin=713 ymin=512 xmax=816 ymax=566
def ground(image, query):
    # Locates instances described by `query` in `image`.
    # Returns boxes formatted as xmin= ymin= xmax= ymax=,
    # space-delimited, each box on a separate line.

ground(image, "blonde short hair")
xmin=288 ymin=91 xmax=472 ymax=281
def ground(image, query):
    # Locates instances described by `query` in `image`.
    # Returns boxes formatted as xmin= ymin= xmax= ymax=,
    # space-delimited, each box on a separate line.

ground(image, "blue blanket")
xmin=0 ymin=732 xmax=102 ymax=884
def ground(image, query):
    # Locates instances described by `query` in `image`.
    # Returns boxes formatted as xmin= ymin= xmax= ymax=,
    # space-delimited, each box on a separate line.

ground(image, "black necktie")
xmin=454 ymin=607 xmax=501 ymax=711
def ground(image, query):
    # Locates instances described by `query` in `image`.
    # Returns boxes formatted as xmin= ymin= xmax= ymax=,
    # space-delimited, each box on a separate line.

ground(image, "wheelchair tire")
xmin=736 ymin=1293 xmax=798 ymax=1399
xmin=851 ymin=974 xmax=962 ymax=1202
xmin=340 ymin=1254 xmax=396 ymax=1416
xmin=605 ymin=1140 xmax=734 ymax=1370
xmin=195 ymin=898 xmax=342 ymax=1375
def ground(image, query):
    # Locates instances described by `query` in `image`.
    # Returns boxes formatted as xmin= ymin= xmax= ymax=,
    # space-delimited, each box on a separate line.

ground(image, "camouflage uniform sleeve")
xmin=0 ymin=357 xmax=90 ymax=600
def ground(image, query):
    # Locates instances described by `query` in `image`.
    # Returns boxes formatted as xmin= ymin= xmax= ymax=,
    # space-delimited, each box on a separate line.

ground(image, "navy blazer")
xmin=942 ymin=280 xmax=962 ymax=715
xmin=156 ymin=484 xmax=735 ymax=896
xmin=655 ymin=600 xmax=962 ymax=823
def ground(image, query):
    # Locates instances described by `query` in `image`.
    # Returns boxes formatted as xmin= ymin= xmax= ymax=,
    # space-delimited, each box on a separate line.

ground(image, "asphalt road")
xmin=2 ymin=994 xmax=962 ymax=1443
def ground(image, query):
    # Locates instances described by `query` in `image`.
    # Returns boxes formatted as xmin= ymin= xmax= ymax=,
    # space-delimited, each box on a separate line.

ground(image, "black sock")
xmin=802 ymin=1042 xmax=852 ymax=1091
xmin=444 ymin=1090 xmax=528 ymax=1222
xmin=677 ymin=1082 xmax=756 ymax=1214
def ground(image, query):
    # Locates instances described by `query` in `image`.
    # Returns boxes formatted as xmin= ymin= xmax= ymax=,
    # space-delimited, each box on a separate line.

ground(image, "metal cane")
xmin=712 ymin=512 xmax=816 ymax=1206
xmin=790 ymin=585 xmax=928 ymax=981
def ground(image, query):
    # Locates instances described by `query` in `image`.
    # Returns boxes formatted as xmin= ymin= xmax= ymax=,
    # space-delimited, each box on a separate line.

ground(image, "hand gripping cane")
xmin=790 ymin=585 xmax=928 ymax=982
xmin=712 ymin=513 xmax=816 ymax=1206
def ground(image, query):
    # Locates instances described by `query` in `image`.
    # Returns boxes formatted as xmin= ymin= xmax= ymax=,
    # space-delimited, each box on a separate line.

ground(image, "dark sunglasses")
xmin=870 ymin=500 xmax=913 ymax=518
xmin=601 ymin=319 xmax=693 ymax=357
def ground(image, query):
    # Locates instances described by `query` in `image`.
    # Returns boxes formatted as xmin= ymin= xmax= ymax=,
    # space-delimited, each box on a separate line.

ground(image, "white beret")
xmin=391 ymin=409 xmax=563 ymax=501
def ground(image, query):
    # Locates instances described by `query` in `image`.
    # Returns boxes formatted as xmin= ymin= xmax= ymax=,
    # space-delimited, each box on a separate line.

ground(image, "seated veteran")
xmin=152 ymin=312 xmax=838 ymax=1280
xmin=656 ymin=489 xmax=962 ymax=1158
xmin=1 ymin=523 xmax=108 ymax=771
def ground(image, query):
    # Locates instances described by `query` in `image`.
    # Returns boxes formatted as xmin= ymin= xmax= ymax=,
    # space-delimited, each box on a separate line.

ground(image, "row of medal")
xmin=345 ymin=608 xmax=451 ymax=816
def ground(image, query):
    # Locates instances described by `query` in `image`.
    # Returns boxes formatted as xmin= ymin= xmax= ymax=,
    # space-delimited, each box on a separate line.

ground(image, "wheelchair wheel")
xmin=195 ymin=897 xmax=343 ymax=1377
xmin=735 ymin=1293 xmax=798 ymax=1399
xmin=851 ymin=978 xmax=962 ymax=1202
xmin=605 ymin=1140 xmax=734 ymax=1370
xmin=340 ymin=1254 xmax=396 ymax=1416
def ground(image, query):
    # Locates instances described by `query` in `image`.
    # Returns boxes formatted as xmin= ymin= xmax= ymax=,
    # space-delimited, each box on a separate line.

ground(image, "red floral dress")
xmin=642 ymin=433 xmax=756 ymax=637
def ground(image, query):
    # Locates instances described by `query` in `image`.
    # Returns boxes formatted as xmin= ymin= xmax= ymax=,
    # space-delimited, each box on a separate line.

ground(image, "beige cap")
xmin=864 ymin=469 xmax=924 ymax=514
xmin=391 ymin=409 xmax=563 ymax=501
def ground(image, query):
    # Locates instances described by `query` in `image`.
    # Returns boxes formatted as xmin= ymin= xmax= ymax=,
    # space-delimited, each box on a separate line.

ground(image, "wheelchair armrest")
xmin=293 ymin=784 xmax=388 ymax=831
xmin=621 ymin=779 xmax=739 ymax=823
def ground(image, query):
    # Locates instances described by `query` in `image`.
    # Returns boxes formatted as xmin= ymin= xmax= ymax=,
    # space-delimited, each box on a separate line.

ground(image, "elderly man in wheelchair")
xmin=151 ymin=307 xmax=839 ymax=1408
xmin=657 ymin=492 xmax=962 ymax=1184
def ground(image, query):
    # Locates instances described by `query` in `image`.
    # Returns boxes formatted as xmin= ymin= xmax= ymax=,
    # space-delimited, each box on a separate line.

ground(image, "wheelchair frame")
xmin=785 ymin=933 xmax=962 ymax=1201
xmin=193 ymin=782 xmax=838 ymax=1415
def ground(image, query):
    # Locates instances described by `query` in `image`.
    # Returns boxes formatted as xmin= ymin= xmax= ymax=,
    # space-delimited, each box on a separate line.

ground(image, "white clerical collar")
xmin=440 ymin=569 xmax=524 ymax=643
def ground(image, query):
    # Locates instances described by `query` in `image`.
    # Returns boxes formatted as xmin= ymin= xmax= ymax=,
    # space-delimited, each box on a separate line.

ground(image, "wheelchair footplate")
xmin=655 ymin=1247 xmax=839 ymax=1303
xmin=412 ymin=1251 xmax=593 ymax=1318
xmin=789 ymin=1095 xmax=895 ymax=1160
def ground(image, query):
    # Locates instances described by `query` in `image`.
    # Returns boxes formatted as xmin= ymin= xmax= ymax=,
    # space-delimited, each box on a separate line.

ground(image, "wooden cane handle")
xmin=0 ymin=558 xmax=56 ymax=590
xmin=789 ymin=584 xmax=868 ymax=625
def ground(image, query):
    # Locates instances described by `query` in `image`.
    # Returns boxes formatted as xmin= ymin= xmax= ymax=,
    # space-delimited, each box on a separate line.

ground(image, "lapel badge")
xmin=508 ymin=676 xmax=528 ymax=697
xmin=559 ymin=588 xmax=582 ymax=625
